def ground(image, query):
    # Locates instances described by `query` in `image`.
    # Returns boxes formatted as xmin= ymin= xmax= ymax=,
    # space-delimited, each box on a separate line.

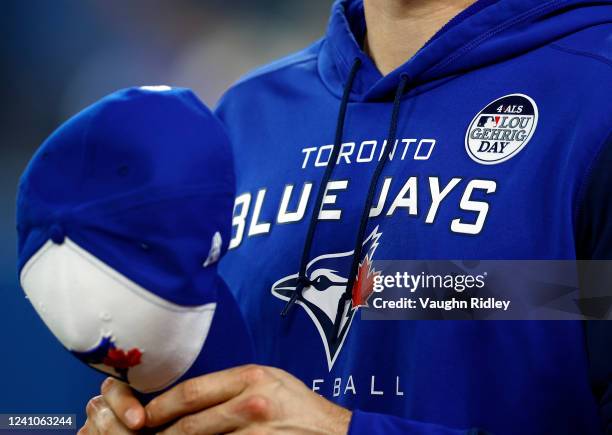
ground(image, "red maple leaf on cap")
xmin=352 ymin=256 xmax=381 ymax=309
xmin=103 ymin=347 xmax=142 ymax=369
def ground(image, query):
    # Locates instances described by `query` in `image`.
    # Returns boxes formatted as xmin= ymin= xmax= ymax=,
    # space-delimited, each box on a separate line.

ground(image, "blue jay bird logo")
xmin=271 ymin=226 xmax=382 ymax=370
xmin=71 ymin=335 xmax=142 ymax=382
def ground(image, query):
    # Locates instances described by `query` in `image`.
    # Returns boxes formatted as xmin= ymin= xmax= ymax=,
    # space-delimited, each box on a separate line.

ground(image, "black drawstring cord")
xmin=331 ymin=73 xmax=410 ymax=340
xmin=281 ymin=57 xmax=363 ymax=317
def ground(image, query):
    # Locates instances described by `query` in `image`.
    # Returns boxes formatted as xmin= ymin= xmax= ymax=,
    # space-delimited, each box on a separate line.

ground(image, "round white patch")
xmin=465 ymin=94 xmax=538 ymax=165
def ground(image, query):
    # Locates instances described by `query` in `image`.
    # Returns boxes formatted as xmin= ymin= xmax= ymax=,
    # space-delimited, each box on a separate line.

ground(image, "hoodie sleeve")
xmin=348 ymin=410 xmax=487 ymax=435
xmin=575 ymin=130 xmax=612 ymax=433
xmin=576 ymin=131 xmax=612 ymax=262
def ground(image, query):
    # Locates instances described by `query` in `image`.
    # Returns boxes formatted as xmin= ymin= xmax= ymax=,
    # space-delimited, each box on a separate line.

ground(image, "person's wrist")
xmin=323 ymin=400 xmax=352 ymax=435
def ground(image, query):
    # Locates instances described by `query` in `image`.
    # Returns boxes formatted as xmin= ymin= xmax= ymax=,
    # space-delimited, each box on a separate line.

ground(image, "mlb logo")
xmin=477 ymin=115 xmax=500 ymax=128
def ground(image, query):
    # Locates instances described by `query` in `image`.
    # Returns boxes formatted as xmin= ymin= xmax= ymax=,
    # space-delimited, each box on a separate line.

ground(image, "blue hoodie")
xmin=216 ymin=0 xmax=612 ymax=433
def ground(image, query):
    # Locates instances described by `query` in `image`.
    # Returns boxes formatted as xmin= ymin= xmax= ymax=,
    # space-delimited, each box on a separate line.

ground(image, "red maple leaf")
xmin=103 ymin=347 xmax=142 ymax=369
xmin=352 ymin=256 xmax=380 ymax=309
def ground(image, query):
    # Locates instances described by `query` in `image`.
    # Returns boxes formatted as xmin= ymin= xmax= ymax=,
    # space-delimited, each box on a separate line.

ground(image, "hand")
xmin=145 ymin=364 xmax=352 ymax=434
xmin=78 ymin=377 xmax=145 ymax=434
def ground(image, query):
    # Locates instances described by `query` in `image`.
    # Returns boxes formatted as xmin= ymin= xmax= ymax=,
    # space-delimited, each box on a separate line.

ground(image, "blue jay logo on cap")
xmin=72 ymin=335 xmax=143 ymax=382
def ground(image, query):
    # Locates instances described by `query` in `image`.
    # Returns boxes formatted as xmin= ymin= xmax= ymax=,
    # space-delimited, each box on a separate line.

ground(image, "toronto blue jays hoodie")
xmin=215 ymin=0 xmax=612 ymax=433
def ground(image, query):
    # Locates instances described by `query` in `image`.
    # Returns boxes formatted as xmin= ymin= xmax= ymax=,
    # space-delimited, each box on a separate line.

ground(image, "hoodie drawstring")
xmin=281 ymin=57 xmax=362 ymax=316
xmin=331 ymin=72 xmax=410 ymax=340
xmin=280 ymin=61 xmax=410 ymax=344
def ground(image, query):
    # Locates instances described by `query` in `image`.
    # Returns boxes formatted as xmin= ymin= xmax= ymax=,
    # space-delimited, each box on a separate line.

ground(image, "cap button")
xmin=50 ymin=224 xmax=65 ymax=244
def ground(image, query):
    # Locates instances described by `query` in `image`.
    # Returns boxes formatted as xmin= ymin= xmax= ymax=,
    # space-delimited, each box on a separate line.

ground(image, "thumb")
xmin=100 ymin=377 xmax=145 ymax=430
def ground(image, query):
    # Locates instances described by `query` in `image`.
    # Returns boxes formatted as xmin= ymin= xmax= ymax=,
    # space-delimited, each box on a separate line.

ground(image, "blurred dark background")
xmin=0 ymin=0 xmax=329 ymax=425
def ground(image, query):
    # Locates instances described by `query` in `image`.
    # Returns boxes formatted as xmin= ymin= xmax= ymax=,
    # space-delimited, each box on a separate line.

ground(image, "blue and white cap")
xmin=17 ymin=86 xmax=253 ymax=394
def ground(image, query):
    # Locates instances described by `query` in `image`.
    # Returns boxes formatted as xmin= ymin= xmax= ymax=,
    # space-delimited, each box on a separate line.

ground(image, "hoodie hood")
xmin=319 ymin=0 xmax=612 ymax=100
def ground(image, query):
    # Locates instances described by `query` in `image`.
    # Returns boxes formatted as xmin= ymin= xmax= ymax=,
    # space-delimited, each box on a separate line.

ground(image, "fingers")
xmin=84 ymin=395 xmax=135 ymax=435
xmin=77 ymin=418 xmax=94 ymax=435
xmin=229 ymin=426 xmax=272 ymax=435
xmin=158 ymin=394 xmax=273 ymax=435
xmin=157 ymin=408 xmax=239 ymax=435
xmin=100 ymin=377 xmax=145 ymax=430
xmin=145 ymin=365 xmax=265 ymax=427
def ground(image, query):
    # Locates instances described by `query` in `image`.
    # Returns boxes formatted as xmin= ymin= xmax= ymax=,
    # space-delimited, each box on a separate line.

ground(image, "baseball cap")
xmin=16 ymin=86 xmax=253 ymax=394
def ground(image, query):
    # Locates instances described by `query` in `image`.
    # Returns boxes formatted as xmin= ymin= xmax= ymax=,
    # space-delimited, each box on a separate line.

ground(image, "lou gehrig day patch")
xmin=466 ymin=94 xmax=538 ymax=165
